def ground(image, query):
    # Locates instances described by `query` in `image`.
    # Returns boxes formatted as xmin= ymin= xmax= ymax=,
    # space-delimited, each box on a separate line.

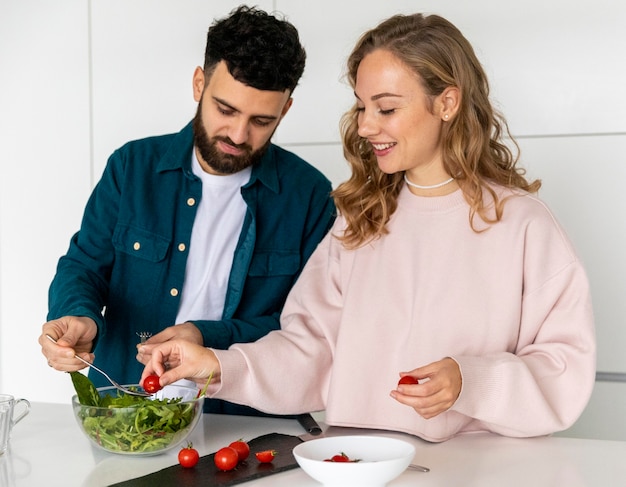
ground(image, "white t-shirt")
xmin=175 ymin=151 xmax=252 ymax=323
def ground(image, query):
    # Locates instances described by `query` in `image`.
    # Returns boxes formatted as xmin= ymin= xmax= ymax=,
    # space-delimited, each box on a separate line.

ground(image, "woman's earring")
xmin=444 ymin=114 xmax=450 ymax=120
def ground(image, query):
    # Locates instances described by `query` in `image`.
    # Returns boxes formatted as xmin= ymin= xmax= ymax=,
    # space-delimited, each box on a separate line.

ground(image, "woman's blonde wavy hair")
xmin=333 ymin=13 xmax=541 ymax=249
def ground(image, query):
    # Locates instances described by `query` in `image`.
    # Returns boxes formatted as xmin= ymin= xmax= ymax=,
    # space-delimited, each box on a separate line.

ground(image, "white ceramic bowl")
xmin=293 ymin=435 xmax=415 ymax=487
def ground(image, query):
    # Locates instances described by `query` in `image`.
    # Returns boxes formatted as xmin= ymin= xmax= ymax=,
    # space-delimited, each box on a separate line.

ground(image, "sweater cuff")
xmin=449 ymin=355 xmax=494 ymax=416
xmin=209 ymin=348 xmax=247 ymax=399
xmin=451 ymin=353 xmax=522 ymax=420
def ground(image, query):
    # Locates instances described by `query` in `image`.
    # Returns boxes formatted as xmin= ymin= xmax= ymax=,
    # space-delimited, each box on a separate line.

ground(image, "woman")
xmin=138 ymin=13 xmax=595 ymax=442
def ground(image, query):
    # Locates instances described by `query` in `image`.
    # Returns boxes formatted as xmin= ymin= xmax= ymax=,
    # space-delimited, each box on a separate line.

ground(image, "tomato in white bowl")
xmin=293 ymin=435 xmax=415 ymax=487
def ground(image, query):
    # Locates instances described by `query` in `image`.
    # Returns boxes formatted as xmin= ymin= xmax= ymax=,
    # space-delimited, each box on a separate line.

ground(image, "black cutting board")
xmin=109 ymin=433 xmax=304 ymax=487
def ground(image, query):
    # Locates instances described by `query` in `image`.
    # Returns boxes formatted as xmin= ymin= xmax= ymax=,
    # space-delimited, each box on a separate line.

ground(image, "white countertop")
xmin=2 ymin=402 xmax=626 ymax=486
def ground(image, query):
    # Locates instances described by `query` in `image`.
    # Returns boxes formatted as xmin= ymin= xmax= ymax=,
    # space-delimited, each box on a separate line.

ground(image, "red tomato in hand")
xmin=255 ymin=450 xmax=276 ymax=463
xmin=142 ymin=374 xmax=162 ymax=393
xmin=228 ymin=439 xmax=250 ymax=462
xmin=398 ymin=375 xmax=419 ymax=385
xmin=178 ymin=443 xmax=199 ymax=468
xmin=214 ymin=446 xmax=239 ymax=471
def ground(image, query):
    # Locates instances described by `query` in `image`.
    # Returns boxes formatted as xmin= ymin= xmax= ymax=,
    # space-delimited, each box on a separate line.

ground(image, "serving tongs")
xmin=46 ymin=334 xmax=151 ymax=397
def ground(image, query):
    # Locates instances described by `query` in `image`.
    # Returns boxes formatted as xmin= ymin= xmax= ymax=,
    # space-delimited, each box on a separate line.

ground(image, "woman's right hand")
xmin=137 ymin=339 xmax=220 ymax=387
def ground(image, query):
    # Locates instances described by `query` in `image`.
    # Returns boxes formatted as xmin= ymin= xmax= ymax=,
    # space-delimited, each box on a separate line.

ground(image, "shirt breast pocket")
xmin=111 ymin=224 xmax=171 ymax=305
xmin=113 ymin=225 xmax=170 ymax=262
xmin=243 ymin=251 xmax=302 ymax=313
xmin=248 ymin=251 xmax=301 ymax=277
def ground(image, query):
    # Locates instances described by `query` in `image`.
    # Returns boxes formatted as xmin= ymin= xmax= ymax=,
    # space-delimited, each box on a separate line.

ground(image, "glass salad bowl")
xmin=71 ymin=383 xmax=204 ymax=455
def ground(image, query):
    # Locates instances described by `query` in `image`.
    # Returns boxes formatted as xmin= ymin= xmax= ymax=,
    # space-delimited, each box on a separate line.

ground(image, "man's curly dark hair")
xmin=203 ymin=5 xmax=306 ymax=94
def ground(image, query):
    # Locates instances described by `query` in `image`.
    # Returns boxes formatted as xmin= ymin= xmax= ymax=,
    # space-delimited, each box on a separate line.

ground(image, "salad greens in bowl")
xmin=70 ymin=372 xmax=204 ymax=455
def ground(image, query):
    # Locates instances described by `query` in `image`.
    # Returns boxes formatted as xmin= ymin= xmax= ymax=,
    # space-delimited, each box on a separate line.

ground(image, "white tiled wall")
xmin=520 ymin=134 xmax=626 ymax=374
xmin=89 ymin=0 xmax=267 ymax=178
xmin=277 ymin=0 xmax=626 ymax=144
xmin=1 ymin=0 xmax=625 ymax=439
xmin=0 ymin=0 xmax=93 ymax=404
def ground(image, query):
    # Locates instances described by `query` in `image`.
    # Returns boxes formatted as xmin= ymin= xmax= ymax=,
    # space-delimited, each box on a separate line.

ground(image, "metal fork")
xmin=45 ymin=335 xmax=151 ymax=397
xmin=136 ymin=331 xmax=152 ymax=343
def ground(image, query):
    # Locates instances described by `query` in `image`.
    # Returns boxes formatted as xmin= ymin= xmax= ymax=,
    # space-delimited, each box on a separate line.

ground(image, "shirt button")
xmin=133 ymin=242 xmax=141 ymax=250
xmin=170 ymin=288 xmax=179 ymax=297
xmin=187 ymin=197 xmax=196 ymax=206
xmin=178 ymin=243 xmax=186 ymax=252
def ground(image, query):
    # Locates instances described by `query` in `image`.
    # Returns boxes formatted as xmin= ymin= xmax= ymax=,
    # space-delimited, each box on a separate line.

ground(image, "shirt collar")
xmin=246 ymin=144 xmax=280 ymax=194
xmin=157 ymin=122 xmax=194 ymax=173
xmin=157 ymin=121 xmax=280 ymax=194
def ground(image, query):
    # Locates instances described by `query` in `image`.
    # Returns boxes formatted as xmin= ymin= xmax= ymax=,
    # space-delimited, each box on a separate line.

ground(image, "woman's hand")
xmin=390 ymin=357 xmax=462 ymax=419
xmin=137 ymin=339 xmax=220 ymax=387
xmin=135 ymin=322 xmax=203 ymax=366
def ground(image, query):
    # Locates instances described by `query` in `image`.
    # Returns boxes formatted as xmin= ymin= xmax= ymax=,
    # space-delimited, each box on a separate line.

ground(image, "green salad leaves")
xmin=70 ymin=370 xmax=101 ymax=406
xmin=71 ymin=372 xmax=199 ymax=453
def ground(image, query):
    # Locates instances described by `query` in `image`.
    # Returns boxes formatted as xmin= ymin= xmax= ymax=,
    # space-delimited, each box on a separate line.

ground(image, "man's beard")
xmin=192 ymin=101 xmax=272 ymax=175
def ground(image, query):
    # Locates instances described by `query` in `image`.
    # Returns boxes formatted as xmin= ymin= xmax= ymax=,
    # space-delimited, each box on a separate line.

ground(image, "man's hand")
xmin=39 ymin=316 xmax=98 ymax=371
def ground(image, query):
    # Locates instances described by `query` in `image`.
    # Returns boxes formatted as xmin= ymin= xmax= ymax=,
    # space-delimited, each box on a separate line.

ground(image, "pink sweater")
xmin=212 ymin=185 xmax=596 ymax=442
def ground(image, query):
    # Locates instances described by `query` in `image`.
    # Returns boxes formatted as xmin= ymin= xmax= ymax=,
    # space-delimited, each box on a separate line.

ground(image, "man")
xmin=39 ymin=5 xmax=335 ymax=415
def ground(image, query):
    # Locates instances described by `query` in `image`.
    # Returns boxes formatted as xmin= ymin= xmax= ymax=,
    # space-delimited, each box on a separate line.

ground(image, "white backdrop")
xmin=1 ymin=0 xmax=625 ymax=439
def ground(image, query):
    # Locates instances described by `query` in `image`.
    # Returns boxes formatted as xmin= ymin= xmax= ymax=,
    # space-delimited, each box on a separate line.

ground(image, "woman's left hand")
xmin=390 ymin=357 xmax=462 ymax=419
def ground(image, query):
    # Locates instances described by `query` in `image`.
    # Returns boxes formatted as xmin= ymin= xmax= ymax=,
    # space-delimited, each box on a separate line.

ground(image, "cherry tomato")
xmin=214 ymin=446 xmax=239 ymax=471
xmin=178 ymin=443 xmax=199 ymax=468
xmin=324 ymin=452 xmax=361 ymax=462
xmin=228 ymin=439 xmax=250 ymax=462
xmin=142 ymin=374 xmax=162 ymax=393
xmin=255 ymin=449 xmax=277 ymax=463
xmin=398 ymin=375 xmax=419 ymax=385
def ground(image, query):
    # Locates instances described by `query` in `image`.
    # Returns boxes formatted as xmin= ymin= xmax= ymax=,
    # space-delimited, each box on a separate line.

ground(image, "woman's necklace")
xmin=404 ymin=174 xmax=454 ymax=190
